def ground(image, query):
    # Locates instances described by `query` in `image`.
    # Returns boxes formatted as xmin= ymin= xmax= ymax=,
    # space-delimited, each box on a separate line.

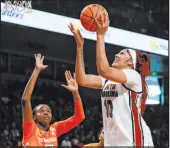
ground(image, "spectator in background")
xmin=61 ymin=136 xmax=72 ymax=147
xmin=83 ymin=127 xmax=104 ymax=148
xmin=9 ymin=122 xmax=20 ymax=146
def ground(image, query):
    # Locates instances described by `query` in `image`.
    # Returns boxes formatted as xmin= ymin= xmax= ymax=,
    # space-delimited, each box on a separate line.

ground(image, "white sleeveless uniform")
xmin=100 ymin=69 xmax=154 ymax=147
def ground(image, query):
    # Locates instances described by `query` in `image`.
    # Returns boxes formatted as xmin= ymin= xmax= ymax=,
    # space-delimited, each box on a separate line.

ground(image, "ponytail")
xmin=135 ymin=51 xmax=151 ymax=115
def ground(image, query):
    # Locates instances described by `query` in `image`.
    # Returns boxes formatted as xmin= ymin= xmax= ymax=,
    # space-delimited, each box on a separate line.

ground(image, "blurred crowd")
xmin=0 ymin=52 xmax=169 ymax=148
xmin=32 ymin=0 xmax=168 ymax=39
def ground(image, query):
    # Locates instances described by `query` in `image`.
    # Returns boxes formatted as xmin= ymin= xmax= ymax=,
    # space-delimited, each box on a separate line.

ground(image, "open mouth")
xmin=115 ymin=57 xmax=119 ymax=61
xmin=113 ymin=57 xmax=119 ymax=63
xmin=43 ymin=116 xmax=49 ymax=120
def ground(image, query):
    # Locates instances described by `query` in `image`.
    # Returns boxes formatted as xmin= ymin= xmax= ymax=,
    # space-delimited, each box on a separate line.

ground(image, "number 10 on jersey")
xmin=104 ymin=100 xmax=113 ymax=118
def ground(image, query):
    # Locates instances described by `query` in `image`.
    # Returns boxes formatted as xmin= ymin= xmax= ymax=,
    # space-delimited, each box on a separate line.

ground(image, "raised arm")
xmin=21 ymin=54 xmax=48 ymax=121
xmin=94 ymin=16 xmax=127 ymax=83
xmin=54 ymin=71 xmax=85 ymax=137
xmin=68 ymin=23 xmax=102 ymax=89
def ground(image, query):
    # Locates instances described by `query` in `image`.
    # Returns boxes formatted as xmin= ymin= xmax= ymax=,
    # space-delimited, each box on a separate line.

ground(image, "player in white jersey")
xmin=68 ymin=17 xmax=154 ymax=147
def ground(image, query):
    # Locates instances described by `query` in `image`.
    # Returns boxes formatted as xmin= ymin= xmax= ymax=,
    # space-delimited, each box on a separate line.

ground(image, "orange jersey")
xmin=22 ymin=100 xmax=85 ymax=146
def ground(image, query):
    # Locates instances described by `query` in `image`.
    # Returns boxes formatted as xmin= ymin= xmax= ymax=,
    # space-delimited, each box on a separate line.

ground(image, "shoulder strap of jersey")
xmin=103 ymin=80 xmax=108 ymax=86
xmin=122 ymin=84 xmax=142 ymax=94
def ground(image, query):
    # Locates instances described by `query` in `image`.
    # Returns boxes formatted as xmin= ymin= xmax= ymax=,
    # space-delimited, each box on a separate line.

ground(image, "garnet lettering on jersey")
xmin=102 ymin=84 xmax=118 ymax=97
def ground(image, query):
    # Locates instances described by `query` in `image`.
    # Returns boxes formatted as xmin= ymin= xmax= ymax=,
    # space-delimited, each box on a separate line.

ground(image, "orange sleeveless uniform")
xmin=22 ymin=100 xmax=84 ymax=146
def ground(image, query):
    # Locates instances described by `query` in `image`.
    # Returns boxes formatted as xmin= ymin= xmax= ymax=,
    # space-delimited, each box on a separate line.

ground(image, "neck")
xmin=112 ymin=65 xmax=131 ymax=70
xmin=36 ymin=121 xmax=49 ymax=131
xmin=119 ymin=66 xmax=132 ymax=70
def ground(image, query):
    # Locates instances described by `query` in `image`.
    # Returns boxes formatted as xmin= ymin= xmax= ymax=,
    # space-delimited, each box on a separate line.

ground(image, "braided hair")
xmin=135 ymin=50 xmax=151 ymax=115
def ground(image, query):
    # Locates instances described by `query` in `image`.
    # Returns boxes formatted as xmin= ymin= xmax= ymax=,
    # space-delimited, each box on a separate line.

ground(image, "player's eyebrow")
xmin=126 ymin=49 xmax=131 ymax=57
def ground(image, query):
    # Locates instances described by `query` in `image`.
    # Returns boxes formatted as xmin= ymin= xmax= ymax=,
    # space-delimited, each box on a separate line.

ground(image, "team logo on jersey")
xmin=50 ymin=127 xmax=55 ymax=132
xmin=50 ymin=127 xmax=55 ymax=136
xmin=102 ymin=84 xmax=118 ymax=97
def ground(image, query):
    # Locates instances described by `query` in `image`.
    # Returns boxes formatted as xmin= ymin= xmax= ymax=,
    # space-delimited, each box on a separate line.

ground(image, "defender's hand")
xmin=61 ymin=71 xmax=78 ymax=92
xmin=34 ymin=53 xmax=48 ymax=71
xmin=68 ymin=23 xmax=84 ymax=49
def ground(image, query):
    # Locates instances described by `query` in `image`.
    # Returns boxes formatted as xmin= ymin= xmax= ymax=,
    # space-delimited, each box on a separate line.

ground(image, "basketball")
xmin=80 ymin=4 xmax=108 ymax=32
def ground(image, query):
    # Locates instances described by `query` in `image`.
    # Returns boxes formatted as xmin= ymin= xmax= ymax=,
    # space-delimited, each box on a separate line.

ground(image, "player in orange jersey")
xmin=83 ymin=127 xmax=104 ymax=148
xmin=21 ymin=53 xmax=85 ymax=147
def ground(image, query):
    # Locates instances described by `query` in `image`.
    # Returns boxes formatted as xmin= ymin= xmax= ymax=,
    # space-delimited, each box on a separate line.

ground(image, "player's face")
xmin=35 ymin=105 xmax=52 ymax=124
xmin=111 ymin=49 xmax=133 ymax=69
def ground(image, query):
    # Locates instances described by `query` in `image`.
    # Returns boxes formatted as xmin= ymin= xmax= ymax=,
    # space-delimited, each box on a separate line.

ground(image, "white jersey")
xmin=100 ymin=69 xmax=154 ymax=147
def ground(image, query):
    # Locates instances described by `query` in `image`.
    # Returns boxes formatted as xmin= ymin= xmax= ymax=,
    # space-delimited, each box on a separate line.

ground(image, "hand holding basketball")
xmin=94 ymin=14 xmax=110 ymax=36
xmin=80 ymin=4 xmax=109 ymax=32
xmin=68 ymin=23 xmax=84 ymax=49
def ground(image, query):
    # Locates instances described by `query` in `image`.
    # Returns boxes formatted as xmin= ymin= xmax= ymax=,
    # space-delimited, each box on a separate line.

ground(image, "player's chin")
xmin=111 ymin=63 xmax=116 ymax=67
xmin=43 ymin=118 xmax=52 ymax=124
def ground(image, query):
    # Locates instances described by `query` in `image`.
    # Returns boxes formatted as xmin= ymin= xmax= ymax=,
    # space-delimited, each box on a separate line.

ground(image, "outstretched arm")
xmin=54 ymin=71 xmax=85 ymax=137
xmin=21 ymin=54 xmax=48 ymax=121
xmin=68 ymin=23 xmax=102 ymax=89
xmin=95 ymin=16 xmax=127 ymax=83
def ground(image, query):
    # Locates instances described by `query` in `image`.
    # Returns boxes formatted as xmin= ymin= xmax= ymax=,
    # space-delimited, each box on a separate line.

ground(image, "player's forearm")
xmin=96 ymin=35 xmax=110 ymax=74
xmin=73 ymin=92 xmax=85 ymax=120
xmin=22 ymin=67 xmax=40 ymax=102
xmin=72 ymin=90 xmax=81 ymax=101
xmin=63 ymin=95 xmax=85 ymax=132
xmin=75 ymin=49 xmax=87 ymax=85
xmin=72 ymin=100 xmax=85 ymax=122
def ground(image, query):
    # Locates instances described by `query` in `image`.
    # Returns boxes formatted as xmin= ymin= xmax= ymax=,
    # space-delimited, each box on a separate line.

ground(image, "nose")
xmin=43 ymin=111 xmax=49 ymax=115
xmin=115 ymin=54 xmax=119 ymax=58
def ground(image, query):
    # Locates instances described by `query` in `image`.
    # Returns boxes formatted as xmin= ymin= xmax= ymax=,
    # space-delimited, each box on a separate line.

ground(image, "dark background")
xmin=0 ymin=0 xmax=169 ymax=147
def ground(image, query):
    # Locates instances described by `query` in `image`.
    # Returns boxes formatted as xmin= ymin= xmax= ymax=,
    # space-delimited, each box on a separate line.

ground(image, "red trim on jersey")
xmin=131 ymin=92 xmax=143 ymax=147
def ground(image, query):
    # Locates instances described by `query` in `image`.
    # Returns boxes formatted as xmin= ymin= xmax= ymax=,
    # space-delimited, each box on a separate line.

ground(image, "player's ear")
xmin=33 ymin=115 xmax=36 ymax=121
xmin=127 ymin=59 xmax=133 ymax=68
xmin=33 ymin=112 xmax=37 ymax=121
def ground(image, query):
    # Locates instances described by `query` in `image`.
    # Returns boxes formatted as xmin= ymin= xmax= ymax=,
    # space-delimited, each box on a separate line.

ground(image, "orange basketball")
xmin=80 ymin=4 xmax=108 ymax=32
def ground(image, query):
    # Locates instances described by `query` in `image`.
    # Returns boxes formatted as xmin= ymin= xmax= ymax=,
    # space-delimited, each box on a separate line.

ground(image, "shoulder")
xmin=122 ymin=69 xmax=141 ymax=83
xmin=51 ymin=121 xmax=65 ymax=128
xmin=122 ymin=69 xmax=141 ymax=77
xmin=22 ymin=119 xmax=37 ymax=127
xmin=122 ymin=69 xmax=142 ymax=92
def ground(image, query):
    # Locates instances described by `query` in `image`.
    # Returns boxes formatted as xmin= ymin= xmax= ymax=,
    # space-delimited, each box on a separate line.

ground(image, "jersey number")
xmin=104 ymin=100 xmax=113 ymax=118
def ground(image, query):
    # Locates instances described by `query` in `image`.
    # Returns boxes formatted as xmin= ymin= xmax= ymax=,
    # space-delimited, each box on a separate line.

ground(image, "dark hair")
xmin=32 ymin=104 xmax=50 ymax=120
xmin=98 ymin=127 xmax=104 ymax=136
xmin=135 ymin=50 xmax=151 ymax=115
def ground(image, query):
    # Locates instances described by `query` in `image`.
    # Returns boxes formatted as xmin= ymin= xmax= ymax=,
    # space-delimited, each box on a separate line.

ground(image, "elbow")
xmin=78 ymin=81 xmax=86 ymax=87
xmin=82 ymin=113 xmax=85 ymax=121
xmin=79 ymin=113 xmax=85 ymax=122
xmin=73 ymin=113 xmax=85 ymax=125
xmin=76 ymin=77 xmax=86 ymax=87
xmin=80 ymin=116 xmax=85 ymax=123
xmin=76 ymin=78 xmax=83 ymax=86
xmin=22 ymin=94 xmax=30 ymax=101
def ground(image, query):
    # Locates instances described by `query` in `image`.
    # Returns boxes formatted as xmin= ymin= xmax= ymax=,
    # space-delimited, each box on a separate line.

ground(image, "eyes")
xmin=119 ymin=50 xmax=128 ymax=55
xmin=38 ymin=109 xmax=51 ymax=113
xmin=119 ymin=51 xmax=125 ymax=55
